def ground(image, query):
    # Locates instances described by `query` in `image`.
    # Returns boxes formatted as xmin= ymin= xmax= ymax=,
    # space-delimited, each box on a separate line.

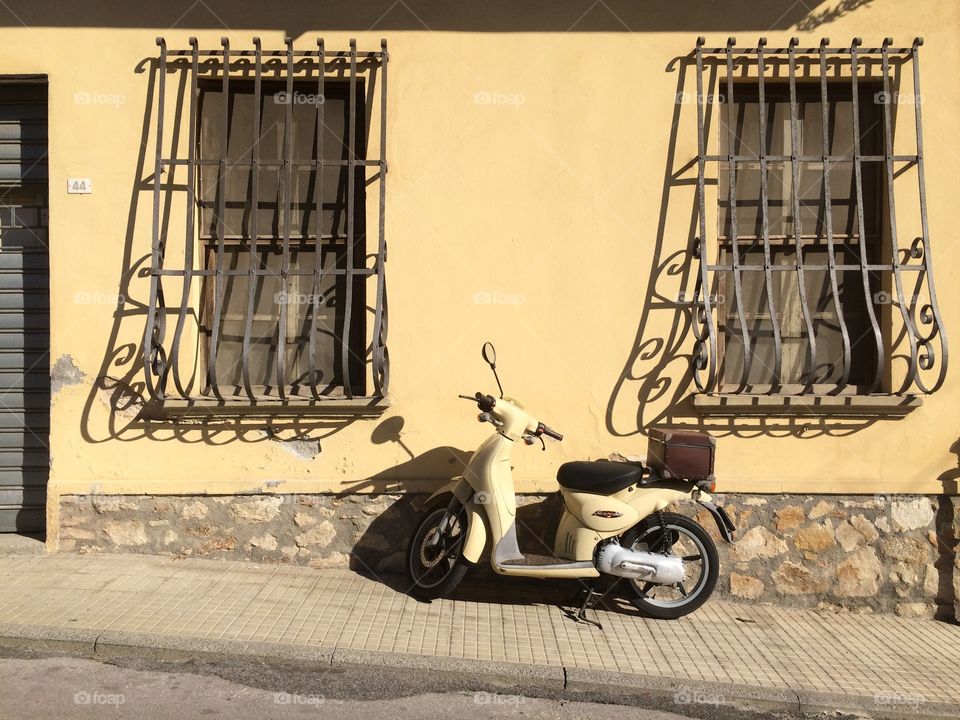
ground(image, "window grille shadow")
xmin=78 ymin=55 xmax=366 ymax=445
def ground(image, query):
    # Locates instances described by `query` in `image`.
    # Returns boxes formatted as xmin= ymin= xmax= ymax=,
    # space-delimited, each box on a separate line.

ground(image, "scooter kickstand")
xmin=563 ymin=578 xmax=623 ymax=630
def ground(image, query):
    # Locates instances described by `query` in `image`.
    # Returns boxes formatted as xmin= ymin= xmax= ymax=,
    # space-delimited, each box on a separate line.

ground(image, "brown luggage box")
xmin=647 ymin=429 xmax=715 ymax=481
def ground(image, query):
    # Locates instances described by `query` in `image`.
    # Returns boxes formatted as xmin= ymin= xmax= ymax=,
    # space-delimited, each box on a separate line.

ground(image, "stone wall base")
xmin=58 ymin=491 xmax=956 ymax=620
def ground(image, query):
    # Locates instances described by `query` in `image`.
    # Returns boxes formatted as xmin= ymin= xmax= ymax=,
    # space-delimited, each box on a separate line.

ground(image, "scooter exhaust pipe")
xmin=595 ymin=541 xmax=686 ymax=584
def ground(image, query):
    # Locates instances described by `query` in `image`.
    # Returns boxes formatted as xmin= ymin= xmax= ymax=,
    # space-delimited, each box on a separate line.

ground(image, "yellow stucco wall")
xmin=0 ymin=1 xmax=955 ymax=544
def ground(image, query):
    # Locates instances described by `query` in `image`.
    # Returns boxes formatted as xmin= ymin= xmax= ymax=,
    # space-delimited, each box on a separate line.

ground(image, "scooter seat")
xmin=556 ymin=461 xmax=643 ymax=495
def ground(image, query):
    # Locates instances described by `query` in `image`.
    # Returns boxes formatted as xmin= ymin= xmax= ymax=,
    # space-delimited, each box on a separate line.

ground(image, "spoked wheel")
xmin=406 ymin=499 xmax=470 ymax=600
xmin=620 ymin=512 xmax=718 ymax=619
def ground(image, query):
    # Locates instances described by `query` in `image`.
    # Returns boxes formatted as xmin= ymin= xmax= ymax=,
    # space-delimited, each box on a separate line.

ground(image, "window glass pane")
xmin=203 ymin=243 xmax=347 ymax=395
xmin=197 ymin=81 xmax=364 ymax=240
xmin=717 ymin=82 xmax=884 ymax=391
xmin=719 ymin=84 xmax=882 ymax=241
xmin=720 ymin=246 xmax=877 ymax=388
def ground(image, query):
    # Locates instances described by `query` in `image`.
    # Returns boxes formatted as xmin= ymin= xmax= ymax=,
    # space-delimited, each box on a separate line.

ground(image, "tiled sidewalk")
xmin=0 ymin=553 xmax=958 ymax=712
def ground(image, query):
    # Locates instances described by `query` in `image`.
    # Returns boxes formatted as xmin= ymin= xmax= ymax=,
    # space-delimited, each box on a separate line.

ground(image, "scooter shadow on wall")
xmin=75 ymin=55 xmax=373 ymax=447
xmin=606 ymin=50 xmax=896 ymax=441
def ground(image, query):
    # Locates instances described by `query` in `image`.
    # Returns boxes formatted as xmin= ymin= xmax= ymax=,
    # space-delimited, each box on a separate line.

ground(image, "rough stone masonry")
xmin=57 ymin=492 xmax=958 ymax=620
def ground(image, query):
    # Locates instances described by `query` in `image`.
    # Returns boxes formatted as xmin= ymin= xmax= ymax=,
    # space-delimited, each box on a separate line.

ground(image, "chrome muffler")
xmin=595 ymin=541 xmax=686 ymax=584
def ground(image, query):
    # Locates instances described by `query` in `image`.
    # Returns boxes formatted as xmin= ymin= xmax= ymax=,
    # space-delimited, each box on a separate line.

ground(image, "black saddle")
xmin=556 ymin=461 xmax=644 ymax=495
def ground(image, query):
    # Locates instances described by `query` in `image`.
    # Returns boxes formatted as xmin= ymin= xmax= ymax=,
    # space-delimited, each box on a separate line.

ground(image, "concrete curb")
xmin=0 ymin=624 xmax=958 ymax=719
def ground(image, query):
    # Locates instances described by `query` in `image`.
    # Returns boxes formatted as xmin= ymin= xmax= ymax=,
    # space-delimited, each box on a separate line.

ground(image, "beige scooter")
xmin=407 ymin=343 xmax=735 ymax=620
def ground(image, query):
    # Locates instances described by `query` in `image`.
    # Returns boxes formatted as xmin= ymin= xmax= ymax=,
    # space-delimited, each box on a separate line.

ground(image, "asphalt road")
xmin=0 ymin=652 xmax=876 ymax=720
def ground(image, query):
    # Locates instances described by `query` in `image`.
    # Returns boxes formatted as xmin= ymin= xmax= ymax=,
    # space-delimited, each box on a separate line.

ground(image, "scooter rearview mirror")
xmin=481 ymin=341 xmax=504 ymax=398
xmin=481 ymin=341 xmax=497 ymax=367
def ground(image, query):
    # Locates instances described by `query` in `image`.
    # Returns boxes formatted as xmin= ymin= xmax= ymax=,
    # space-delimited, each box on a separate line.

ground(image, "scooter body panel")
xmin=555 ymin=483 xmax=695 ymax=560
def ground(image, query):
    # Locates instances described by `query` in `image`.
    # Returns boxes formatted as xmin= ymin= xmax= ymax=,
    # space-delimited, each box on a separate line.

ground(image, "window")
xmin=690 ymin=38 xmax=947 ymax=398
xmin=142 ymin=39 xmax=389 ymax=408
xmin=197 ymin=80 xmax=365 ymax=397
xmin=717 ymin=83 xmax=882 ymax=391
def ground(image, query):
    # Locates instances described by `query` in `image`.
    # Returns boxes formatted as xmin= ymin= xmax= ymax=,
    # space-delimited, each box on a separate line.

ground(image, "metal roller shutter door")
xmin=0 ymin=80 xmax=49 ymax=533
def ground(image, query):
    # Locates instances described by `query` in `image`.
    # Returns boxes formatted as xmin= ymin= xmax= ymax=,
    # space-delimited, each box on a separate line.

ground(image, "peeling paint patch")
xmin=259 ymin=430 xmax=321 ymax=461
xmin=51 ymin=355 xmax=86 ymax=394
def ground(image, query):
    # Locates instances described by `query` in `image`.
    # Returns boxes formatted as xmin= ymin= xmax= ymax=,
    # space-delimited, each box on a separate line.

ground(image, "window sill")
xmin=143 ymin=395 xmax=391 ymax=419
xmin=692 ymin=393 xmax=922 ymax=418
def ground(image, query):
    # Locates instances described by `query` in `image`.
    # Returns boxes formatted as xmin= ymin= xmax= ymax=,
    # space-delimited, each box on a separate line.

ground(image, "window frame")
xmin=714 ymin=80 xmax=885 ymax=395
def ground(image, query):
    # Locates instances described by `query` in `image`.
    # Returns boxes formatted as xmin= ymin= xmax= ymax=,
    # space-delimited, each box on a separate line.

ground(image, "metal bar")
xmin=880 ymin=38 xmax=920 ymax=392
xmin=724 ymin=37 xmax=753 ymax=391
xmin=755 ymin=38 xmax=782 ymax=391
xmin=703 ymin=154 xmax=913 ymax=163
xmin=241 ymin=37 xmax=262 ymax=401
xmin=909 ymin=38 xmax=948 ymax=392
xmin=143 ymin=37 xmax=167 ymax=401
xmin=787 ymin=37 xmax=818 ymax=391
xmin=169 ymin=37 xmax=200 ymax=399
xmin=849 ymin=37 xmax=885 ymax=393
xmin=691 ymin=36 xmax=717 ymax=392
xmin=164 ymin=49 xmax=385 ymax=58
xmin=699 ymin=45 xmax=917 ymax=55
xmin=710 ymin=263 xmax=931 ymax=272
xmin=308 ymin=38 xmax=325 ymax=400
xmin=341 ymin=38 xmax=357 ymax=398
xmin=276 ymin=37 xmax=294 ymax=399
xmin=158 ymin=268 xmax=377 ymax=277
xmin=163 ymin=159 xmax=381 ymax=167
xmin=371 ymin=39 xmax=389 ymax=396
xmin=206 ymin=37 xmax=230 ymax=401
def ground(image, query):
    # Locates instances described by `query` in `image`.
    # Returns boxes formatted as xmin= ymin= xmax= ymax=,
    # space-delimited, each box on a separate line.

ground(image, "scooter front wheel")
xmin=620 ymin=512 xmax=719 ymax=620
xmin=406 ymin=499 xmax=470 ymax=600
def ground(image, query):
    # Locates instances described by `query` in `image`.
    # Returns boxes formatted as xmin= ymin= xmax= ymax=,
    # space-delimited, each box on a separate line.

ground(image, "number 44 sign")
xmin=67 ymin=178 xmax=92 ymax=194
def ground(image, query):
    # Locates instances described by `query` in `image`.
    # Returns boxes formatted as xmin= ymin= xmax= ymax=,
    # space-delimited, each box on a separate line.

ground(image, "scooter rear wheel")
xmin=406 ymin=499 xmax=470 ymax=600
xmin=620 ymin=512 xmax=718 ymax=620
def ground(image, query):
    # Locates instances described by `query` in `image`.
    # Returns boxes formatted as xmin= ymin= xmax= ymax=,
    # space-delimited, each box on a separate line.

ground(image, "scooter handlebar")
xmin=457 ymin=392 xmax=497 ymax=413
xmin=537 ymin=422 xmax=563 ymax=442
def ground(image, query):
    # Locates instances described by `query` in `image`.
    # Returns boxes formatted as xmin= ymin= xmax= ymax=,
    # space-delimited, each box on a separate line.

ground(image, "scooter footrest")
xmin=500 ymin=554 xmax=570 ymax=566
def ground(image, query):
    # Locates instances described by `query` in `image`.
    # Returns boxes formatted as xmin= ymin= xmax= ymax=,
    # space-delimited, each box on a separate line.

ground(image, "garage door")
xmin=0 ymin=80 xmax=49 ymax=533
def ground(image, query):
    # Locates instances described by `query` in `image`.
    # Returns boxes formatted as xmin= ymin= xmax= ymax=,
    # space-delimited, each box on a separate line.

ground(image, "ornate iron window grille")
xmin=142 ymin=37 xmax=389 ymax=408
xmin=690 ymin=37 xmax=947 ymax=396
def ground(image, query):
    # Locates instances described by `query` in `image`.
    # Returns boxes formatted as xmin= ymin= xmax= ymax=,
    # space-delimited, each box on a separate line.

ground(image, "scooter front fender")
xmin=425 ymin=477 xmax=488 ymax=564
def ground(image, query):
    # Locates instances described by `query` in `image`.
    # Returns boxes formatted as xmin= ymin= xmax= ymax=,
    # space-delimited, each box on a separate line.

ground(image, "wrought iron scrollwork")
xmin=691 ymin=36 xmax=947 ymax=396
xmin=142 ymin=36 xmax=390 ymax=405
